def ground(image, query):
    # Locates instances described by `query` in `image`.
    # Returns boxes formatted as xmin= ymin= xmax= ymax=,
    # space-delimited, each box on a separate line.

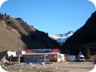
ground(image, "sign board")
xmin=25 ymin=49 xmax=60 ymax=53
xmin=51 ymin=49 xmax=60 ymax=53
xmin=33 ymin=49 xmax=51 ymax=53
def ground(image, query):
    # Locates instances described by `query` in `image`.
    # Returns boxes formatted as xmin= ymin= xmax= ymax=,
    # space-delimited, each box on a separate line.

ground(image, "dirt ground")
xmin=51 ymin=62 xmax=94 ymax=72
xmin=4 ymin=62 xmax=95 ymax=72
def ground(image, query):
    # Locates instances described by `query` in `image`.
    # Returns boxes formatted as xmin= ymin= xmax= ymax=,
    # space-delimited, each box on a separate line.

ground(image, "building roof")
xmin=23 ymin=52 xmax=60 ymax=55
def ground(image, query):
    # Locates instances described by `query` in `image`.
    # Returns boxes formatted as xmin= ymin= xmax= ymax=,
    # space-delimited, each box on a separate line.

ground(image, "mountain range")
xmin=0 ymin=11 xmax=96 ymax=58
xmin=50 ymin=31 xmax=74 ymax=45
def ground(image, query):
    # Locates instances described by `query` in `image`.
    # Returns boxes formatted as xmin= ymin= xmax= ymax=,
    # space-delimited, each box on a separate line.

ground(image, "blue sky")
xmin=0 ymin=0 xmax=95 ymax=35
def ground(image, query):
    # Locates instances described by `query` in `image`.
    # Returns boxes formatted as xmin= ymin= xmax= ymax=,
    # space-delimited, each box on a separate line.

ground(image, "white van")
xmin=79 ymin=55 xmax=85 ymax=62
xmin=77 ymin=51 xmax=85 ymax=62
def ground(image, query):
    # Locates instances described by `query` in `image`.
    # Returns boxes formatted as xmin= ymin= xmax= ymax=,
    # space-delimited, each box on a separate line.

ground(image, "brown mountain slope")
xmin=0 ymin=20 xmax=25 ymax=52
xmin=0 ymin=14 xmax=60 ymax=52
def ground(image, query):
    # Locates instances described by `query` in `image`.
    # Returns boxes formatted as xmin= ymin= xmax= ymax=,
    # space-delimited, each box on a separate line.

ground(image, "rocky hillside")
xmin=62 ymin=11 xmax=96 ymax=56
xmin=63 ymin=11 xmax=96 ymax=46
xmin=0 ymin=14 xmax=60 ymax=52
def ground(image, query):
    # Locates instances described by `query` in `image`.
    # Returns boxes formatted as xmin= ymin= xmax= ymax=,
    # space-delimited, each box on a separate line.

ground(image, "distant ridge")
xmin=50 ymin=31 xmax=74 ymax=45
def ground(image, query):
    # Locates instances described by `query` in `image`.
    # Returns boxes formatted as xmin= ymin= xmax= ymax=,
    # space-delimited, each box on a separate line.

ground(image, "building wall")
xmin=23 ymin=54 xmax=59 ymax=62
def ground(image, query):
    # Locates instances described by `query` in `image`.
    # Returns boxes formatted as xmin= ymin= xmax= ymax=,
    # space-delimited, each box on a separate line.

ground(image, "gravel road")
xmin=2 ymin=62 xmax=95 ymax=72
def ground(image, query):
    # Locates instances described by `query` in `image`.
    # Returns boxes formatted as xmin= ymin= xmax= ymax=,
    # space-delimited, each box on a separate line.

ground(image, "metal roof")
xmin=23 ymin=52 xmax=60 ymax=55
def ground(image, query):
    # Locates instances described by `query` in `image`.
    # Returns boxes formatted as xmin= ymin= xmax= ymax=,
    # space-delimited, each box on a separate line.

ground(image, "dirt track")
xmin=4 ymin=62 xmax=95 ymax=72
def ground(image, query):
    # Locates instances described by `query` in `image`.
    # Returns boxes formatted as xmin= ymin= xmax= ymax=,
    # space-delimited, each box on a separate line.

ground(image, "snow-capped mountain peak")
xmin=50 ymin=31 xmax=74 ymax=45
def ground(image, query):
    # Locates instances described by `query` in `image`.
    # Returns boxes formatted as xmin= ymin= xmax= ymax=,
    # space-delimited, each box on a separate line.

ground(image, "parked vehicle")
xmin=77 ymin=51 xmax=85 ymax=62
xmin=79 ymin=55 xmax=85 ymax=62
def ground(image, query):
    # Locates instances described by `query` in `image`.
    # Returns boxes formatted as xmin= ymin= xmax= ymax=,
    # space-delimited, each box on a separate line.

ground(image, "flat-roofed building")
xmin=23 ymin=49 xmax=65 ymax=63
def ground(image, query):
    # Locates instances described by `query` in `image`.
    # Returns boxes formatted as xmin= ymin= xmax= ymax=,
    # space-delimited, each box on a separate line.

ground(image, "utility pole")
xmin=18 ymin=38 xmax=20 ymax=63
